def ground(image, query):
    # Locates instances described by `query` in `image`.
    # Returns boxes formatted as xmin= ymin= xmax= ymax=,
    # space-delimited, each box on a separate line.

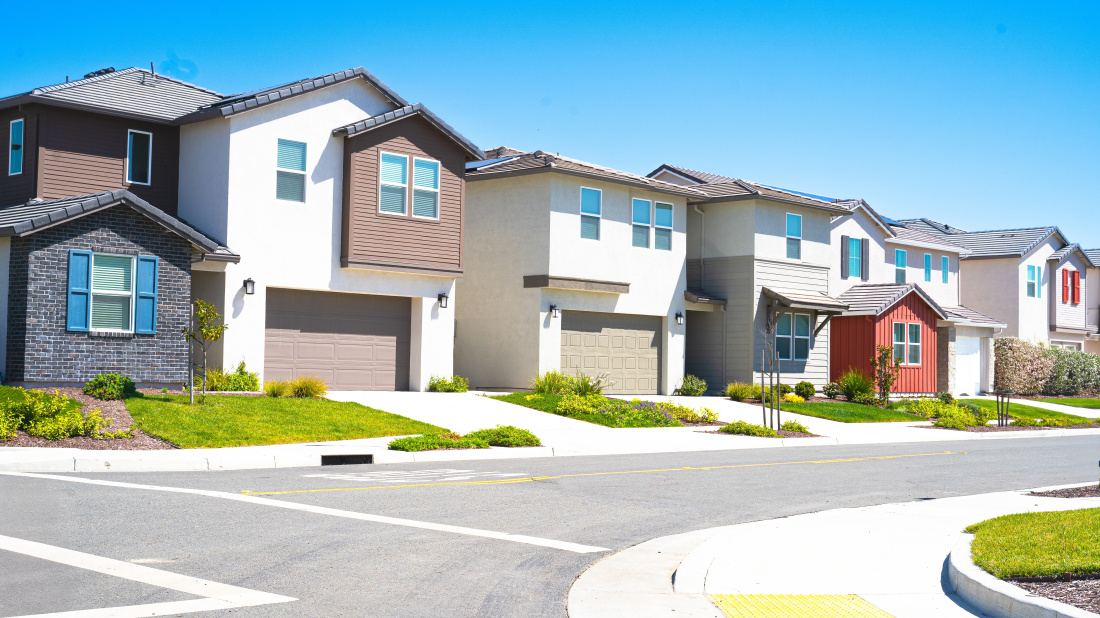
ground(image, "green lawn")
xmin=1034 ymin=398 xmax=1100 ymax=410
xmin=489 ymin=393 xmax=685 ymax=428
xmin=490 ymin=392 xmax=624 ymax=428
xmin=779 ymin=401 xmax=923 ymax=423
xmin=966 ymin=508 xmax=1100 ymax=578
xmin=126 ymin=394 xmax=446 ymax=448
xmin=960 ymin=399 xmax=1093 ymax=424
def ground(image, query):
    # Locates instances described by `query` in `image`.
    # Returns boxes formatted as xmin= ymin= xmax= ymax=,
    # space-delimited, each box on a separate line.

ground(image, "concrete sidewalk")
xmin=569 ymin=483 xmax=1100 ymax=618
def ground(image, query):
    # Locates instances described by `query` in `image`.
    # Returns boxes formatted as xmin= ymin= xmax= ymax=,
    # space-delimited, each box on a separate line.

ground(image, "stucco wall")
xmin=753 ymin=201 xmax=832 ymax=267
xmin=960 ymin=257 xmax=1022 ymax=338
xmin=1018 ymin=238 xmax=1060 ymax=342
xmin=1049 ymin=252 xmax=1089 ymax=334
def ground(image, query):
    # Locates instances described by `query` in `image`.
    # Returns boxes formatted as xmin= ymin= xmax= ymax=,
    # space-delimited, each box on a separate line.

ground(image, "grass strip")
xmin=779 ymin=401 xmax=922 ymax=423
xmin=960 ymin=399 xmax=1093 ymax=424
xmin=1034 ymin=398 xmax=1100 ymax=410
xmin=967 ymin=508 xmax=1100 ymax=578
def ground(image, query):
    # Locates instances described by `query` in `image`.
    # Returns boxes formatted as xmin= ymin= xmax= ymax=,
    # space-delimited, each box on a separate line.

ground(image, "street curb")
xmin=947 ymin=535 xmax=1097 ymax=618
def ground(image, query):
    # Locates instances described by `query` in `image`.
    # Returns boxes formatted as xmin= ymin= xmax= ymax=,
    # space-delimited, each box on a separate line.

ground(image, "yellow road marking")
xmin=711 ymin=594 xmax=895 ymax=617
xmin=241 ymin=451 xmax=960 ymax=496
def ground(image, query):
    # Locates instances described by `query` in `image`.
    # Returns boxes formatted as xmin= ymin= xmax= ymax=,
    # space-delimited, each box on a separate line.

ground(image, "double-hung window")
xmin=276 ymin=139 xmax=307 ymax=202
xmin=9 ymin=118 xmax=23 ymax=176
xmin=654 ymin=202 xmax=672 ymax=250
xmin=776 ymin=313 xmax=811 ymax=361
xmin=892 ymin=322 xmax=921 ymax=365
xmin=126 ymin=130 xmax=152 ymax=185
xmin=632 ymin=198 xmax=651 ymax=248
xmin=924 ymin=254 xmax=932 ymax=282
xmin=412 ymin=158 xmax=440 ymax=219
xmin=580 ymin=187 xmax=601 ymax=240
xmin=379 ymin=152 xmax=408 ymax=214
xmin=941 ymin=256 xmax=949 ymax=284
xmin=1026 ymin=265 xmax=1041 ymax=298
xmin=894 ymin=249 xmax=907 ymax=284
xmin=67 ymin=251 xmax=159 ymax=335
xmin=786 ymin=213 xmax=802 ymax=260
xmin=91 ymin=254 xmax=134 ymax=331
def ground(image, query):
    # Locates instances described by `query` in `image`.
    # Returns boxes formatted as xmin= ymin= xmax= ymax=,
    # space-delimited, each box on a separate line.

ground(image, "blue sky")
xmin=5 ymin=1 xmax=1099 ymax=247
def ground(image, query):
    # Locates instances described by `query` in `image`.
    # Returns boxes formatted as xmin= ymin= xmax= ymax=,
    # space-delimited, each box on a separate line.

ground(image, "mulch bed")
xmin=1028 ymin=485 xmax=1100 ymax=498
xmin=2 ymin=387 xmax=174 ymax=450
xmin=700 ymin=429 xmax=820 ymax=438
xmin=1013 ymin=579 xmax=1100 ymax=614
xmin=923 ymin=422 xmax=1099 ymax=433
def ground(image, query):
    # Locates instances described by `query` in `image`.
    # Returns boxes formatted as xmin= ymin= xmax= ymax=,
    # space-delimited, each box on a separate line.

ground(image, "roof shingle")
xmin=836 ymin=283 xmax=947 ymax=319
xmin=333 ymin=103 xmax=485 ymax=160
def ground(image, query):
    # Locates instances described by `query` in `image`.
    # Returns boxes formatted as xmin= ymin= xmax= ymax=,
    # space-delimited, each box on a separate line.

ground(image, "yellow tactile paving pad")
xmin=711 ymin=595 xmax=895 ymax=618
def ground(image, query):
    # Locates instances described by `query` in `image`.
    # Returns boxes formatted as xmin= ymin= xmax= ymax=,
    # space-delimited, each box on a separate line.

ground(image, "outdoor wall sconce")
xmin=550 ymin=305 xmax=560 ymax=318
xmin=243 ymin=278 xmax=255 ymax=295
xmin=675 ymin=312 xmax=685 ymax=326
xmin=437 ymin=293 xmax=449 ymax=309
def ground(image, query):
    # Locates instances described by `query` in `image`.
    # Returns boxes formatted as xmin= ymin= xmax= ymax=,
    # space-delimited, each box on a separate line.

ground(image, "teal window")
xmin=1026 ymin=265 xmax=1041 ymax=298
xmin=794 ymin=314 xmax=811 ymax=360
xmin=893 ymin=322 xmax=921 ymax=365
xmin=786 ymin=213 xmax=802 ymax=260
xmin=924 ymin=254 xmax=932 ymax=282
xmin=580 ymin=187 xmax=601 ymax=240
xmin=776 ymin=313 xmax=792 ymax=360
xmin=9 ymin=119 xmax=23 ymax=176
xmin=848 ymin=237 xmax=861 ymax=278
xmin=895 ymin=249 xmax=907 ymax=284
xmin=654 ymin=202 xmax=673 ymax=251
xmin=908 ymin=323 xmax=921 ymax=365
xmin=276 ymin=139 xmax=307 ymax=202
xmin=127 ymin=130 xmax=152 ymax=185
xmin=776 ymin=313 xmax=811 ymax=361
xmin=412 ymin=158 xmax=440 ymax=219
xmin=893 ymin=322 xmax=906 ymax=362
xmin=379 ymin=152 xmax=408 ymax=214
xmin=632 ymin=198 xmax=651 ymax=248
xmin=941 ymin=256 xmax=949 ymax=284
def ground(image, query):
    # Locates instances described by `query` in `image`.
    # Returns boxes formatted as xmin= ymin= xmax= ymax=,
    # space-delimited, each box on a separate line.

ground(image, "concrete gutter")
xmin=948 ymin=535 xmax=1097 ymax=618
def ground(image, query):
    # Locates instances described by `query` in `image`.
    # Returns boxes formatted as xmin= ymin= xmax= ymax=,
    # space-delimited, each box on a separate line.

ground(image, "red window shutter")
xmin=1073 ymin=270 xmax=1081 ymax=304
xmin=1062 ymin=269 xmax=1069 ymax=303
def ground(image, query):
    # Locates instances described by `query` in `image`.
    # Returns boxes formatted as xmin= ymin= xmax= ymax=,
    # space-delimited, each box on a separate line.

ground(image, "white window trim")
xmin=410 ymin=156 xmax=441 ymax=221
xmin=941 ymin=256 xmax=949 ymax=284
xmin=579 ymin=186 xmax=602 ymax=241
xmin=9 ymin=118 xmax=23 ymax=177
xmin=895 ymin=249 xmax=907 ymax=283
xmin=776 ymin=312 xmax=811 ymax=361
xmin=924 ymin=253 xmax=932 ymax=282
xmin=632 ymin=197 xmax=652 ymax=249
xmin=892 ymin=321 xmax=921 ymax=366
xmin=90 ymin=253 xmax=136 ymax=334
xmin=378 ymin=151 xmax=409 ymax=216
xmin=654 ymin=201 xmax=673 ymax=251
xmin=125 ymin=129 xmax=153 ymax=186
xmin=785 ymin=213 xmax=802 ymax=261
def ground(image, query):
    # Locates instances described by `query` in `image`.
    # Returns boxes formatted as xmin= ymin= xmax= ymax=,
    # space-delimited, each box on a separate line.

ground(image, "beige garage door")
xmin=265 ymin=289 xmax=410 ymax=391
xmin=561 ymin=311 xmax=662 ymax=395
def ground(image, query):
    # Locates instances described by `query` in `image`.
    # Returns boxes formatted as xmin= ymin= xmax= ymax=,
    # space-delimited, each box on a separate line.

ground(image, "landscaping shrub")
xmin=959 ymin=401 xmax=982 ymax=414
xmin=837 ymin=369 xmax=875 ymax=401
xmin=932 ymin=405 xmax=996 ymax=430
xmin=464 ymin=425 xmax=541 ymax=447
xmin=205 ymin=362 xmax=260 ymax=392
xmin=1 ymin=389 xmax=132 ymax=440
xmin=869 ymin=344 xmax=902 ymax=402
xmin=661 ymin=401 xmax=718 ymax=424
xmin=794 ymin=381 xmax=815 ymax=399
xmin=783 ymin=393 xmax=805 ymax=403
xmin=428 ymin=375 xmax=470 ymax=393
xmin=0 ymin=407 xmax=18 ymax=440
xmin=264 ymin=380 xmax=290 ymax=398
xmin=677 ymin=374 xmax=708 ymax=396
xmin=822 ymin=382 xmax=841 ymax=399
xmin=994 ymin=338 xmax=1057 ymax=395
xmin=1042 ymin=345 xmax=1100 ymax=396
xmin=718 ymin=420 xmax=778 ymax=437
xmin=1011 ymin=415 xmax=1088 ymax=428
xmin=780 ymin=420 xmax=811 ymax=434
xmin=556 ymin=393 xmax=604 ymax=416
xmin=554 ymin=394 xmax=683 ymax=427
xmin=573 ymin=371 xmax=611 ymax=396
xmin=290 ymin=374 xmax=327 ymax=399
xmin=908 ymin=398 xmax=946 ymax=419
xmin=531 ymin=370 xmax=574 ymax=395
xmin=82 ymin=373 xmax=137 ymax=401
xmin=851 ymin=392 xmax=878 ymax=406
xmin=936 ymin=391 xmax=955 ymax=405
xmin=777 ymin=383 xmax=793 ymax=396
xmin=726 ymin=382 xmax=756 ymax=402
xmin=388 ymin=433 xmax=489 ymax=452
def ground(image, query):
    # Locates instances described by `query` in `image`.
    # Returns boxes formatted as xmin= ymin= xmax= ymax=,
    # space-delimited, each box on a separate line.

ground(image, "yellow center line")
xmin=241 ymin=451 xmax=961 ymax=496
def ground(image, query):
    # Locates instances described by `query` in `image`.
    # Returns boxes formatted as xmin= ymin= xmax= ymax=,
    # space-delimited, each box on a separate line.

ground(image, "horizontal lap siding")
xmin=874 ymin=293 xmax=938 ymax=394
xmin=343 ymin=116 xmax=464 ymax=271
xmin=754 ymin=260 xmax=830 ymax=385
xmin=830 ymin=316 xmax=875 ymax=381
xmin=0 ymin=107 xmax=37 ymax=204
xmin=1053 ymin=260 xmax=1087 ymax=332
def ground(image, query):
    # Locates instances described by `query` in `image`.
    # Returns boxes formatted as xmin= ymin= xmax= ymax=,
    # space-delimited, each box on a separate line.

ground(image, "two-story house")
xmin=455 ymin=150 xmax=698 ymax=395
xmin=647 ymin=165 xmax=851 ymax=391
xmin=830 ymin=201 xmax=1005 ymax=396
xmin=902 ymin=220 xmax=1098 ymax=351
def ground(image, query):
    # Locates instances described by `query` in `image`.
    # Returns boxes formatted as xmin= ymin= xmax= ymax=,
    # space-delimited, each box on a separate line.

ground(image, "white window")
xmin=412 ymin=158 xmax=441 ymax=219
xmin=276 ymin=139 xmax=307 ymax=202
xmin=378 ymin=152 xmax=408 ymax=214
xmin=893 ymin=322 xmax=921 ymax=366
xmin=580 ymin=187 xmax=601 ymax=240
xmin=654 ymin=202 xmax=673 ymax=251
xmin=1026 ymin=265 xmax=1042 ymax=298
xmin=91 ymin=254 xmax=134 ymax=332
xmin=632 ymin=198 xmax=651 ymax=248
xmin=895 ymin=249 xmax=907 ymax=284
xmin=786 ymin=213 xmax=802 ymax=260
xmin=776 ymin=313 xmax=811 ymax=361
xmin=9 ymin=119 xmax=23 ymax=176
xmin=941 ymin=256 xmax=949 ymax=284
xmin=126 ymin=130 xmax=152 ymax=186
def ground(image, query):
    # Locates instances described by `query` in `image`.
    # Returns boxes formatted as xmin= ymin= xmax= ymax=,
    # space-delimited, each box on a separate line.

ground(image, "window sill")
xmin=89 ymin=330 xmax=134 ymax=338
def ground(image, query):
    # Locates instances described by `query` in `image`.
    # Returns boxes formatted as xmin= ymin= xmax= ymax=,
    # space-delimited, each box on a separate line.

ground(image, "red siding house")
xmin=832 ymin=284 xmax=947 ymax=395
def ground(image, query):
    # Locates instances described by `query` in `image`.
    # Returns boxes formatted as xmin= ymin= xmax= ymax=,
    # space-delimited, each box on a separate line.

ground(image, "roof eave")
xmin=884 ymin=237 xmax=969 ymax=255
xmin=691 ymin=192 xmax=852 ymax=214
xmin=334 ymin=106 xmax=485 ymax=160
xmin=466 ymin=166 xmax=706 ymax=198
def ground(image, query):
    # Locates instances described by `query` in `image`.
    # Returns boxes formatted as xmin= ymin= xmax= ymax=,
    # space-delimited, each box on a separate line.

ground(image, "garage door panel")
xmin=561 ymin=311 xmax=661 ymax=395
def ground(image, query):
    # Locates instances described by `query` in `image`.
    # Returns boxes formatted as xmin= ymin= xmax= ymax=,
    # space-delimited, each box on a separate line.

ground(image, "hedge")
xmin=994 ymin=338 xmax=1100 ymax=396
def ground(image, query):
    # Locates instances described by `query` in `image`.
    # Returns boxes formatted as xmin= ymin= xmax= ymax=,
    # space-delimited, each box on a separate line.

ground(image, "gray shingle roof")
xmin=0 ymin=68 xmax=223 ymax=123
xmin=0 ymin=190 xmax=236 ymax=260
xmin=890 ymin=224 xmax=969 ymax=254
xmin=648 ymin=164 xmax=738 ymax=185
xmin=332 ymin=103 xmax=485 ymax=160
xmin=1047 ymin=243 xmax=1098 ymax=267
xmin=929 ymin=227 xmax=1063 ymax=259
xmin=898 ymin=218 xmax=969 ymax=236
xmin=761 ymin=287 xmax=848 ymax=313
xmin=1085 ymin=249 xmax=1100 ymax=266
xmin=482 ymin=146 xmax=526 ymax=159
xmin=836 ymin=283 xmax=947 ymax=319
xmin=646 ymin=164 xmax=851 ymax=213
xmin=178 ymin=67 xmax=408 ymax=124
xmin=941 ymin=305 xmax=1007 ymax=328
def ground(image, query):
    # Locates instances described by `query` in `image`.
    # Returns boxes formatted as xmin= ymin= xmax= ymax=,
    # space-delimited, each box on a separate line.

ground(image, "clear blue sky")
xmin=5 ymin=1 xmax=1099 ymax=247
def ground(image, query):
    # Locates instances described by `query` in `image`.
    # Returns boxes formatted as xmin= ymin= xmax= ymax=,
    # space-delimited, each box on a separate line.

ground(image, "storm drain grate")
xmin=710 ymin=594 xmax=895 ymax=618
xmin=320 ymin=454 xmax=374 ymax=466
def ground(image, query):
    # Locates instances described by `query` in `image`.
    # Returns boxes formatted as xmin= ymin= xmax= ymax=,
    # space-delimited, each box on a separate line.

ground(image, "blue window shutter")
xmin=134 ymin=256 xmax=159 ymax=334
xmin=67 ymin=250 xmax=92 ymax=332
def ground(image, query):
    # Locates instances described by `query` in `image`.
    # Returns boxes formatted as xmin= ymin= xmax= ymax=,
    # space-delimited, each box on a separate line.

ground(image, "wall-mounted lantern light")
xmin=437 ymin=293 xmax=449 ymax=309
xmin=243 ymin=278 xmax=255 ymax=295
xmin=550 ymin=304 xmax=560 ymax=319
xmin=675 ymin=312 xmax=685 ymax=326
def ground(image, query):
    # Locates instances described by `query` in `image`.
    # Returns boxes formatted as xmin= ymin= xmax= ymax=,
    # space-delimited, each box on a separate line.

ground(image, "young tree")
xmin=869 ymin=344 xmax=902 ymax=405
xmin=182 ymin=300 xmax=228 ymax=403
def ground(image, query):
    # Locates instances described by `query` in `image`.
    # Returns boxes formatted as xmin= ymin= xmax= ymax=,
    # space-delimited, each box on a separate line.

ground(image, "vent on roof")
xmin=83 ymin=67 xmax=116 ymax=79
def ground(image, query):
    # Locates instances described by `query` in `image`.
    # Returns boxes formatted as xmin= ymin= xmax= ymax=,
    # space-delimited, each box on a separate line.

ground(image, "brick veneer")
xmin=6 ymin=205 xmax=191 ymax=384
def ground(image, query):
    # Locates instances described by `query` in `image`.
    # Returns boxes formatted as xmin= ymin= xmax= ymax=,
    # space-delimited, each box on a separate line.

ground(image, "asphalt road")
xmin=1 ymin=436 xmax=1097 ymax=617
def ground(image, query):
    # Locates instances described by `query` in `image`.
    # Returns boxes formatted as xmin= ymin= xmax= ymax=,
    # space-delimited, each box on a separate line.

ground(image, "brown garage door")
xmin=264 ymin=289 xmax=410 ymax=391
xmin=560 ymin=311 xmax=662 ymax=395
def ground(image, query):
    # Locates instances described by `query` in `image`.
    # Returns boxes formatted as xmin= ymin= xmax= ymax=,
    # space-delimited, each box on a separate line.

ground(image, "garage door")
xmin=561 ymin=311 xmax=662 ymax=395
xmin=265 ymin=289 xmax=410 ymax=391
xmin=956 ymin=336 xmax=982 ymax=396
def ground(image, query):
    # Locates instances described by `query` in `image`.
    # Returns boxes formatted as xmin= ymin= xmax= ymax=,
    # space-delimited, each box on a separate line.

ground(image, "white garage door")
xmin=956 ymin=336 xmax=982 ymax=396
xmin=560 ymin=311 xmax=662 ymax=395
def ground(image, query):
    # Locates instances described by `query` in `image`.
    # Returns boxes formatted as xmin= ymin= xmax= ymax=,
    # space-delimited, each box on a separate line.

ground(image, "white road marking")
xmin=302 ymin=468 xmax=528 ymax=483
xmin=0 ymin=471 xmax=609 ymax=554
xmin=0 ymin=534 xmax=295 ymax=618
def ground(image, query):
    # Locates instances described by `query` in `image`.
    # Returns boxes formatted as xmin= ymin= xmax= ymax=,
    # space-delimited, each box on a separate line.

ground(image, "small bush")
xmin=719 ymin=420 xmax=778 ymax=437
xmin=838 ymin=369 xmax=875 ymax=400
xmin=908 ymin=398 xmax=946 ymax=419
xmin=1010 ymin=416 xmax=1040 ymax=427
xmin=677 ymin=374 xmax=708 ymax=396
xmin=994 ymin=338 xmax=1057 ymax=395
xmin=726 ymin=382 xmax=756 ymax=402
xmin=83 ymin=373 xmax=137 ymax=400
xmin=4 ymin=389 xmax=133 ymax=441
xmin=932 ymin=405 xmax=996 ymax=430
xmin=388 ymin=433 xmax=489 ymax=452
xmin=573 ymin=372 xmax=611 ymax=396
xmin=556 ymin=393 xmax=604 ymax=416
xmin=428 ymin=375 xmax=470 ymax=393
xmin=206 ymin=361 xmax=260 ymax=392
xmin=780 ymin=420 xmax=811 ymax=434
xmin=0 ymin=407 xmax=18 ymax=440
xmin=777 ymin=383 xmax=793 ymax=396
xmin=290 ymin=374 xmax=327 ymax=399
xmin=851 ymin=392 xmax=878 ymax=406
xmin=822 ymin=382 xmax=841 ymax=399
xmin=794 ymin=381 xmax=815 ymax=399
xmin=936 ymin=391 xmax=956 ymax=405
xmin=464 ymin=425 xmax=541 ymax=447
xmin=959 ymin=401 xmax=982 ymax=414
xmin=662 ymin=401 xmax=719 ymax=424
xmin=264 ymin=380 xmax=290 ymax=397
xmin=531 ymin=370 xmax=574 ymax=395
xmin=783 ymin=393 xmax=805 ymax=403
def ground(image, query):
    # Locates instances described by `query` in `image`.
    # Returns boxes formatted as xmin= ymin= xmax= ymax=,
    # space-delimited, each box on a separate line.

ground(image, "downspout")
xmin=693 ymin=205 xmax=705 ymax=288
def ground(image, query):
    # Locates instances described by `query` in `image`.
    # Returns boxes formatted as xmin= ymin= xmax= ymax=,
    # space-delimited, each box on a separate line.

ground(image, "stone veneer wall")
xmin=6 ymin=205 xmax=191 ymax=384
xmin=936 ymin=325 xmax=956 ymax=395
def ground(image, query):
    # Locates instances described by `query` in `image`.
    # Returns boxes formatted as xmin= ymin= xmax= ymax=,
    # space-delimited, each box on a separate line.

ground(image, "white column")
xmin=409 ymin=285 xmax=455 ymax=392
xmin=218 ymin=266 xmax=267 ymax=382
xmin=664 ymin=314 xmax=686 ymax=395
